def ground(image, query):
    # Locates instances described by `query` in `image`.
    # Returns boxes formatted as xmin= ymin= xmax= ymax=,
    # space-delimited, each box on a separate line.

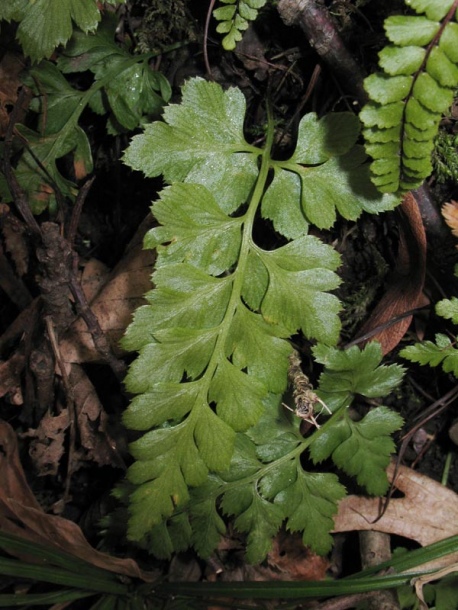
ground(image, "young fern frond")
xmin=213 ymin=0 xmax=267 ymax=50
xmin=121 ymin=77 xmax=404 ymax=560
xmin=360 ymin=0 xmax=458 ymax=194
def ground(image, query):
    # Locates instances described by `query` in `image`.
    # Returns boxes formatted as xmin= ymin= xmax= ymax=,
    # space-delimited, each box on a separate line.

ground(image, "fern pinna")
xmin=121 ymin=77 xmax=405 ymax=561
xmin=360 ymin=0 xmax=458 ymax=194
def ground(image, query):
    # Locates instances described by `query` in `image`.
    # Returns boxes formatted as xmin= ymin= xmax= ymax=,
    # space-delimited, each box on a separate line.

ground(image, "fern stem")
xmin=190 ymin=107 xmax=276 ymax=418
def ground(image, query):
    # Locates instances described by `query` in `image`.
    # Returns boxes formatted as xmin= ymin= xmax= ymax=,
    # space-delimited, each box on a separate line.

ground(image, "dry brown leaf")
xmin=0 ymin=419 xmax=158 ymax=582
xmin=0 ymin=53 xmax=25 ymax=136
xmin=268 ymin=531 xmax=330 ymax=580
xmin=354 ymin=192 xmax=427 ymax=355
xmin=0 ymin=351 xmax=24 ymax=404
xmin=442 ymin=200 xmax=458 ymax=238
xmin=22 ymin=410 xmax=70 ymax=477
xmin=59 ymin=216 xmax=155 ymax=364
xmin=67 ymin=363 xmax=126 ymax=469
xmin=333 ymin=462 xmax=458 ymax=570
xmin=0 ymin=203 xmax=29 ymax=277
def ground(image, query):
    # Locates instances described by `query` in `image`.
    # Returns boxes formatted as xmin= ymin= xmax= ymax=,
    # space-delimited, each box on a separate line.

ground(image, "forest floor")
xmin=1 ymin=1 xmax=458 ymax=607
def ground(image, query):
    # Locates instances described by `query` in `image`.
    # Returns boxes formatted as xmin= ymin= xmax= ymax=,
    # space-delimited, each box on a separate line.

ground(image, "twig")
xmin=204 ymin=0 xmax=218 ymax=78
xmin=66 ymin=176 xmax=96 ymax=248
xmin=277 ymin=0 xmax=367 ymax=106
xmin=44 ymin=315 xmax=76 ymax=507
xmin=2 ymin=88 xmax=41 ymax=236
xmin=69 ymin=252 xmax=127 ymax=381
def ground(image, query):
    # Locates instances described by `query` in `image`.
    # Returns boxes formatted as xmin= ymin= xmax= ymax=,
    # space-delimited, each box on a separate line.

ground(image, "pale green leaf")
xmin=127 ymin=458 xmax=189 ymax=540
xmin=194 ymin=406 xmax=236 ymax=471
xmin=233 ymin=490 xmax=284 ymax=564
xmin=241 ymin=250 xmax=269 ymax=311
xmin=378 ymin=46 xmax=426 ymax=75
xmin=330 ymin=408 xmax=404 ymax=495
xmin=427 ymin=46 xmax=458 ymax=87
xmin=239 ymin=3 xmax=258 ymax=20
xmin=213 ymin=5 xmax=236 ymax=20
xmin=227 ymin=304 xmax=291 ymax=394
xmin=221 ymin=434 xmax=263 ymax=482
xmin=262 ymin=168 xmax=308 ymax=239
xmin=125 ymin=327 xmax=218 ymax=393
xmin=258 ymin=245 xmax=342 ymax=343
xmin=147 ymin=183 xmax=243 ymax=275
xmin=124 ymin=78 xmax=258 ymax=213
xmin=209 ymin=359 xmax=267 ymax=431
xmin=222 ymin=26 xmax=244 ymax=50
xmin=405 ymin=0 xmax=454 ymax=21
xmin=413 ymin=72 xmax=454 ymax=113
xmin=190 ymin=481 xmax=226 ymax=557
xmin=0 ymin=0 xmax=27 ymax=21
xmin=440 ymin=22 xmax=458 ymax=63
xmin=436 ymin=297 xmax=458 ymax=324
xmin=292 ymin=112 xmax=360 ymax=164
xmin=314 ymin=342 xmax=404 ymax=410
xmin=405 ymin=97 xmax=440 ymax=129
xmin=385 ymin=16 xmax=439 ymax=46
xmin=360 ymin=102 xmax=405 ymax=129
xmin=364 ymin=74 xmax=412 ymax=104
xmin=404 ymin=121 xmax=439 ymax=141
xmin=363 ymin=125 xmax=402 ymax=144
xmin=276 ymin=468 xmax=346 ymax=555
xmin=17 ymin=0 xmax=101 ymax=61
xmin=123 ymin=381 xmax=202 ymax=430
xmin=246 ymin=0 xmax=267 ymax=8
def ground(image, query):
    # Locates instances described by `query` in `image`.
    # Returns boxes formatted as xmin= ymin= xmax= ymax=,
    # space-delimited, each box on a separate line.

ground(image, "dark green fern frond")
xmin=360 ymin=0 xmax=458 ymax=194
xmin=213 ymin=0 xmax=267 ymax=50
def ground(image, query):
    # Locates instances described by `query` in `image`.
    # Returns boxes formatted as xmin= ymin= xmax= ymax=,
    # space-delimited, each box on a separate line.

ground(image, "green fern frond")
xmin=213 ymin=0 xmax=267 ymax=50
xmin=360 ymin=0 xmax=458 ymax=194
xmin=121 ymin=77 xmax=403 ymax=560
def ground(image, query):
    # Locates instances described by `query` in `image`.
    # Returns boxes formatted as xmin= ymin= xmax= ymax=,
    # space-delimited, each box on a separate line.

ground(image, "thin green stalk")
xmin=0 ymin=590 xmax=97 ymax=607
xmin=0 ymin=558 xmax=128 ymax=595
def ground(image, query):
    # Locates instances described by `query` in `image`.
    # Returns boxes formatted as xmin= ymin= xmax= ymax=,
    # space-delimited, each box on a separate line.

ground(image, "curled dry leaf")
xmin=333 ymin=462 xmax=458 ymax=570
xmin=354 ymin=192 xmax=427 ymax=355
xmin=442 ymin=200 xmax=458 ymax=239
xmin=0 ymin=419 xmax=158 ymax=582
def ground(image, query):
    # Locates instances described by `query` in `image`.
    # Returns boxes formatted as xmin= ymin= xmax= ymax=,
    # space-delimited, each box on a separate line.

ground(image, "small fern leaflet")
xmin=360 ymin=0 xmax=458 ymax=194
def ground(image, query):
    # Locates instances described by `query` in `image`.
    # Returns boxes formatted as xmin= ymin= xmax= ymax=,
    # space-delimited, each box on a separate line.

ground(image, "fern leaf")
xmin=0 ymin=0 xmax=105 ymax=62
xmin=214 ymin=0 xmax=267 ymax=51
xmin=313 ymin=342 xmax=405 ymax=410
xmin=121 ymin=77 xmax=403 ymax=557
xmin=436 ymin=297 xmax=458 ymax=324
xmin=310 ymin=407 xmax=404 ymax=495
xmin=401 ymin=333 xmax=458 ymax=376
xmin=360 ymin=0 xmax=458 ymax=194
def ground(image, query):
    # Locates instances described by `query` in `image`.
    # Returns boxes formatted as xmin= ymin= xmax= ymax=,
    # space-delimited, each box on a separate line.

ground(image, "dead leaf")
xmin=0 ymin=53 xmax=25 ymax=136
xmin=0 ymin=419 xmax=158 ymax=582
xmin=412 ymin=564 xmax=458 ymax=610
xmin=0 ymin=203 xmax=29 ymax=277
xmin=334 ymin=462 xmax=458 ymax=570
xmin=68 ymin=363 xmax=126 ymax=470
xmin=0 ymin=351 xmax=24 ymax=404
xmin=268 ymin=531 xmax=330 ymax=580
xmin=22 ymin=410 xmax=70 ymax=476
xmin=59 ymin=215 xmax=155 ymax=364
xmin=354 ymin=192 xmax=427 ymax=355
xmin=442 ymin=200 xmax=458 ymax=238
